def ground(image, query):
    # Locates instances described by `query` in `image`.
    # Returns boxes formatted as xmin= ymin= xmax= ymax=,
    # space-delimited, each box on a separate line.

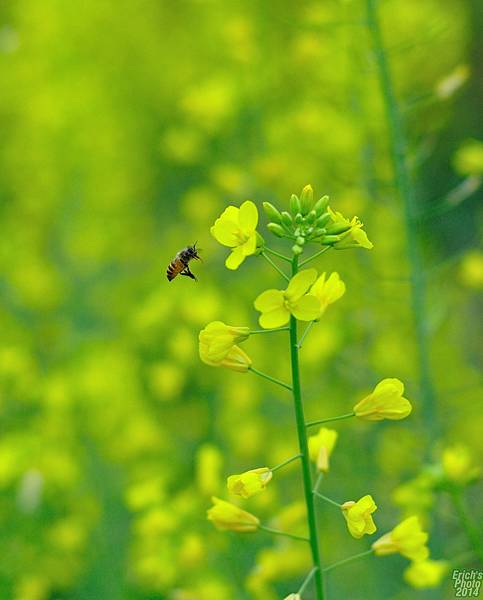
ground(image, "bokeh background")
xmin=0 ymin=0 xmax=481 ymax=598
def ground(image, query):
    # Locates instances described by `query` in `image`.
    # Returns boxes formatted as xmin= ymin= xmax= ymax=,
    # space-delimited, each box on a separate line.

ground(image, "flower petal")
xmin=211 ymin=218 xmax=240 ymax=246
xmin=241 ymin=232 xmax=257 ymax=256
xmin=254 ymin=289 xmax=284 ymax=312
xmin=239 ymin=200 xmax=258 ymax=231
xmin=225 ymin=246 xmax=246 ymax=270
xmin=259 ymin=307 xmax=290 ymax=328
xmin=285 ymin=269 xmax=318 ymax=302
xmin=291 ymin=294 xmax=321 ymax=321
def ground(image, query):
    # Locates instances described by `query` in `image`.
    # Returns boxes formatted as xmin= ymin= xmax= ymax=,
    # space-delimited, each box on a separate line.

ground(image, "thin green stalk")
xmin=271 ymin=453 xmax=302 ymax=473
xmin=306 ymin=413 xmax=355 ymax=428
xmin=451 ymin=491 xmax=483 ymax=562
xmin=289 ymin=255 xmax=325 ymax=599
xmin=264 ymin=246 xmax=292 ymax=263
xmin=297 ymin=320 xmax=317 ymax=349
xmin=365 ymin=0 xmax=438 ymax=443
xmin=249 ymin=327 xmax=289 ymax=335
xmin=299 ymin=566 xmax=318 ymax=595
xmin=323 ymin=549 xmax=374 ymax=573
xmin=314 ymin=472 xmax=324 ymax=492
xmin=299 ymin=246 xmax=330 ymax=267
xmin=313 ymin=490 xmax=342 ymax=508
xmin=260 ymin=251 xmax=290 ymax=281
xmin=248 ymin=366 xmax=292 ymax=391
xmin=259 ymin=524 xmax=309 ymax=543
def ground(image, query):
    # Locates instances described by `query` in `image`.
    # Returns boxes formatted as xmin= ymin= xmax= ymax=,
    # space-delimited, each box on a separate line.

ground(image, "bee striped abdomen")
xmin=166 ymin=257 xmax=185 ymax=281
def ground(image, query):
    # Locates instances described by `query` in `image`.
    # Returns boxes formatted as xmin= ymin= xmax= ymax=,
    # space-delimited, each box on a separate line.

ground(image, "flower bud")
xmin=294 ymin=213 xmax=303 ymax=225
xmin=281 ymin=211 xmax=293 ymax=228
xmin=292 ymin=244 xmax=303 ymax=255
xmin=322 ymin=234 xmax=341 ymax=245
xmin=326 ymin=222 xmax=352 ymax=235
xmin=306 ymin=210 xmax=317 ymax=224
xmin=313 ymin=195 xmax=329 ymax=216
xmin=296 ymin=236 xmax=305 ymax=245
xmin=300 ymin=184 xmax=314 ymax=214
xmin=262 ymin=202 xmax=282 ymax=223
xmin=267 ymin=223 xmax=285 ymax=238
xmin=310 ymin=227 xmax=326 ymax=239
xmin=315 ymin=212 xmax=331 ymax=227
xmin=290 ymin=194 xmax=301 ymax=216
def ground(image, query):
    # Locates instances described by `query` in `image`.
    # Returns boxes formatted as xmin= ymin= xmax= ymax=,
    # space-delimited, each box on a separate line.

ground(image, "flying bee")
xmin=167 ymin=243 xmax=201 ymax=281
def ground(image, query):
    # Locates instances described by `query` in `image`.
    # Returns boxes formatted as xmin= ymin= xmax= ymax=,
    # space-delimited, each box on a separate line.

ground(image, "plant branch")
xmin=271 ymin=454 xmax=302 ymax=473
xmin=313 ymin=490 xmax=342 ymax=508
xmin=298 ymin=566 xmax=319 ymax=595
xmin=451 ymin=490 xmax=483 ymax=562
xmin=299 ymin=246 xmax=330 ymax=267
xmin=249 ymin=327 xmax=289 ymax=335
xmin=323 ymin=549 xmax=374 ymax=573
xmin=306 ymin=413 xmax=355 ymax=428
xmin=248 ymin=366 xmax=292 ymax=391
xmin=264 ymin=246 xmax=292 ymax=263
xmin=258 ymin=524 xmax=309 ymax=543
xmin=260 ymin=251 xmax=290 ymax=281
xmin=297 ymin=320 xmax=317 ymax=349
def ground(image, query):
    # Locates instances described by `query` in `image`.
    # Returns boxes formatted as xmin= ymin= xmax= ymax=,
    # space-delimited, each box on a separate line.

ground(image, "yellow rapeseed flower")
xmin=441 ymin=444 xmax=481 ymax=485
xmin=404 ymin=559 xmax=448 ymax=588
xmin=254 ymin=269 xmax=321 ymax=328
xmin=211 ymin=200 xmax=261 ymax=269
xmin=207 ymin=497 xmax=260 ymax=532
xmin=227 ymin=467 xmax=272 ymax=498
xmin=341 ymin=494 xmax=377 ymax=539
xmin=372 ymin=516 xmax=429 ymax=562
xmin=328 ymin=207 xmax=373 ymax=250
xmin=353 ymin=378 xmax=412 ymax=421
xmin=308 ymin=427 xmax=338 ymax=472
xmin=310 ymin=271 xmax=346 ymax=315
xmin=199 ymin=321 xmax=250 ymax=362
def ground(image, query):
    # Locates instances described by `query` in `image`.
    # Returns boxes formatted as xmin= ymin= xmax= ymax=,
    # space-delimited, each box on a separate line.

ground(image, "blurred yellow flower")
xmin=460 ymin=251 xmax=483 ymax=289
xmin=308 ymin=427 xmax=338 ymax=472
xmin=353 ymin=378 xmax=412 ymax=421
xmin=207 ymin=497 xmax=259 ymax=532
xmin=404 ymin=559 xmax=448 ymax=588
xmin=341 ymin=494 xmax=377 ymax=539
xmin=227 ymin=467 xmax=272 ymax=498
xmin=199 ymin=321 xmax=250 ymax=362
xmin=328 ymin=207 xmax=373 ymax=249
xmin=441 ymin=444 xmax=481 ymax=485
xmin=254 ymin=269 xmax=321 ymax=328
xmin=211 ymin=200 xmax=261 ymax=269
xmin=310 ymin=271 xmax=346 ymax=314
xmin=372 ymin=516 xmax=429 ymax=561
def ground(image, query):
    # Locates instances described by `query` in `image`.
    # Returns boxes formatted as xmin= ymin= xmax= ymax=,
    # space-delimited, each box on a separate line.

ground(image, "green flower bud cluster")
xmin=263 ymin=185 xmax=351 ymax=255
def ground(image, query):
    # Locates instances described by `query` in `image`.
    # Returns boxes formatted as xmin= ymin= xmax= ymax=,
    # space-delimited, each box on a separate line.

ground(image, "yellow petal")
xmin=290 ymin=294 xmax=321 ymax=321
xmin=212 ymin=218 xmax=240 ymax=246
xmin=225 ymin=246 xmax=246 ymax=270
xmin=254 ymin=289 xmax=284 ymax=312
xmin=238 ymin=200 xmax=258 ymax=231
xmin=259 ymin=307 xmax=290 ymax=328
xmin=285 ymin=269 xmax=318 ymax=302
xmin=241 ymin=232 xmax=257 ymax=256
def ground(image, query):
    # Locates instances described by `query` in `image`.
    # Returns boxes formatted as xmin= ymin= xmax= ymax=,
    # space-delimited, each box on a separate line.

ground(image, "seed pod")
xmin=290 ymin=194 xmax=301 ymax=216
xmin=281 ymin=211 xmax=293 ymax=228
xmin=292 ymin=244 xmax=303 ymax=255
xmin=326 ymin=222 xmax=352 ymax=235
xmin=300 ymin=185 xmax=314 ymax=215
xmin=262 ymin=202 xmax=282 ymax=224
xmin=313 ymin=195 xmax=329 ymax=216
xmin=267 ymin=223 xmax=286 ymax=238
xmin=315 ymin=212 xmax=331 ymax=228
xmin=296 ymin=236 xmax=305 ymax=245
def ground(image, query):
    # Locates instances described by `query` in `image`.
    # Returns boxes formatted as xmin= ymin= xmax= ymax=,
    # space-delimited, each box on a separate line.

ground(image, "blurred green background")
xmin=0 ymin=0 xmax=481 ymax=598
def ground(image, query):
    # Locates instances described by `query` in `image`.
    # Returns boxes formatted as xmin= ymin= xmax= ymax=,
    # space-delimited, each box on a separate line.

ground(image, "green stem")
xmin=297 ymin=320 xmax=317 ymax=349
xmin=313 ymin=491 xmax=342 ymax=508
xmin=299 ymin=246 xmax=330 ymax=267
xmin=259 ymin=524 xmax=309 ymax=543
xmin=306 ymin=413 xmax=355 ymax=428
xmin=249 ymin=327 xmax=289 ymax=335
xmin=264 ymin=246 xmax=292 ymax=263
xmin=289 ymin=255 xmax=325 ymax=600
xmin=314 ymin=472 xmax=324 ymax=493
xmin=271 ymin=453 xmax=302 ymax=473
xmin=366 ymin=0 xmax=438 ymax=444
xmin=451 ymin=491 xmax=483 ymax=562
xmin=260 ymin=251 xmax=290 ymax=281
xmin=323 ymin=549 xmax=374 ymax=573
xmin=299 ymin=566 xmax=318 ymax=595
xmin=248 ymin=366 xmax=292 ymax=391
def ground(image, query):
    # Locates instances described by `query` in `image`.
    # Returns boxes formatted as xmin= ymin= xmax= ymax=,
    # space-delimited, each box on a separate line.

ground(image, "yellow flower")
xmin=308 ymin=427 xmax=338 ymax=472
xmin=211 ymin=200 xmax=261 ymax=269
xmin=199 ymin=321 xmax=250 ymax=362
xmin=310 ymin=272 xmax=346 ymax=314
xmin=328 ymin=207 xmax=373 ymax=250
xmin=372 ymin=516 xmax=429 ymax=562
xmin=341 ymin=495 xmax=377 ymax=539
xmin=353 ymin=378 xmax=412 ymax=421
xmin=207 ymin=497 xmax=260 ymax=532
xmin=441 ymin=444 xmax=481 ymax=485
xmin=227 ymin=467 xmax=272 ymax=498
xmin=254 ymin=269 xmax=321 ymax=328
xmin=404 ymin=559 xmax=448 ymax=589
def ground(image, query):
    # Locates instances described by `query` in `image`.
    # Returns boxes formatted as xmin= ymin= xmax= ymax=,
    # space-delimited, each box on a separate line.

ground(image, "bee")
xmin=167 ymin=243 xmax=201 ymax=281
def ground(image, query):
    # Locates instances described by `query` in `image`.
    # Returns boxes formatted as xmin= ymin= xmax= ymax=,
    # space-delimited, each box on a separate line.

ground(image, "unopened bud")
xmin=315 ymin=212 xmax=331 ymax=228
xmin=292 ymin=244 xmax=303 ymax=255
xmin=281 ymin=211 xmax=293 ymax=228
xmin=300 ymin=184 xmax=314 ymax=215
xmin=314 ymin=195 xmax=329 ymax=216
xmin=290 ymin=194 xmax=301 ymax=216
xmin=296 ymin=236 xmax=305 ymax=245
xmin=267 ymin=223 xmax=285 ymax=238
xmin=263 ymin=202 xmax=282 ymax=224
xmin=322 ymin=234 xmax=341 ymax=245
